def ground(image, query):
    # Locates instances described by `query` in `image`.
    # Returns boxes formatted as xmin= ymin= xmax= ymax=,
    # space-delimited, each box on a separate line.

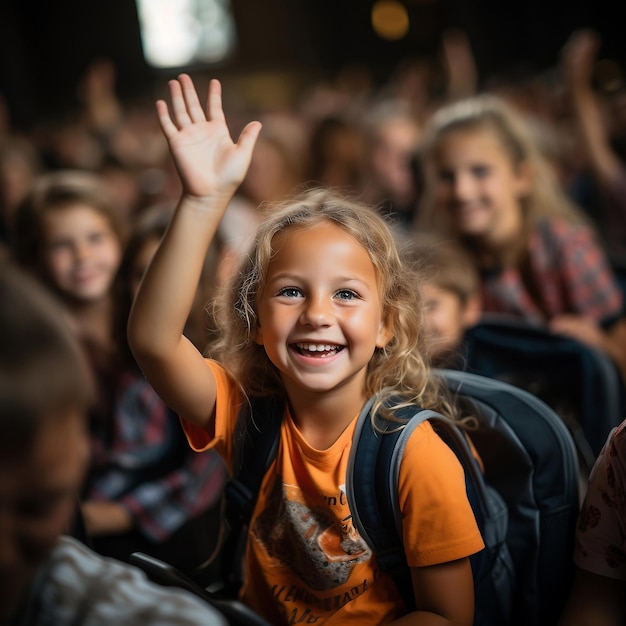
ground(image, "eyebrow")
xmin=267 ymin=273 xmax=372 ymax=287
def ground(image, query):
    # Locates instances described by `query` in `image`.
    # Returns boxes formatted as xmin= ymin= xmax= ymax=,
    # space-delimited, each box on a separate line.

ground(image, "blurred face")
xmin=422 ymin=283 xmax=467 ymax=361
xmin=422 ymin=282 xmax=479 ymax=365
xmin=40 ymin=204 xmax=122 ymax=304
xmin=370 ymin=117 xmax=420 ymax=203
xmin=0 ymin=408 xmax=89 ymax=620
xmin=255 ymin=221 xmax=391 ymax=410
xmin=431 ymin=128 xmax=530 ymax=246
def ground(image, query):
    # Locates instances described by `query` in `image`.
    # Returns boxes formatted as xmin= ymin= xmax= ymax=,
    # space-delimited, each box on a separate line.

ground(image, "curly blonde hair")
xmin=209 ymin=187 xmax=456 ymax=424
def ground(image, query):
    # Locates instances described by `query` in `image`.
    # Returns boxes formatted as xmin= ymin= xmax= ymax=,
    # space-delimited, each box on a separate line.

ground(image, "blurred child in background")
xmin=401 ymin=234 xmax=481 ymax=368
xmin=82 ymin=204 xmax=227 ymax=573
xmin=416 ymin=93 xmax=626 ymax=382
xmin=0 ymin=260 xmax=228 ymax=625
xmin=559 ymin=418 xmax=626 ymax=625
xmin=12 ymin=169 xmax=126 ymax=370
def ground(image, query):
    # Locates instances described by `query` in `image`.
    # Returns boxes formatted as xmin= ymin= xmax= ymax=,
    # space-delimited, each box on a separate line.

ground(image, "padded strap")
xmin=346 ymin=397 xmax=492 ymax=611
xmin=221 ymin=396 xmax=284 ymax=591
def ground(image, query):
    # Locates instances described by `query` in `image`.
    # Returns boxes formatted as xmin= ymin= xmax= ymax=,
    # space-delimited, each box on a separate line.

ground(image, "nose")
xmin=299 ymin=293 xmax=333 ymax=328
xmin=71 ymin=240 xmax=91 ymax=264
xmin=450 ymin=171 xmax=475 ymax=201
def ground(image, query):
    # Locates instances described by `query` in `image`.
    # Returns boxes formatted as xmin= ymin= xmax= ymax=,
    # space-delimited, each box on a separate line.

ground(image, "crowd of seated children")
xmin=10 ymin=168 xmax=227 ymax=574
xmin=414 ymin=91 xmax=626 ymax=388
xmin=0 ymin=260 xmax=228 ymax=625
xmin=399 ymin=232 xmax=481 ymax=368
xmin=83 ymin=203 xmax=227 ymax=573
xmin=3 ymin=21 xmax=626 ymax=623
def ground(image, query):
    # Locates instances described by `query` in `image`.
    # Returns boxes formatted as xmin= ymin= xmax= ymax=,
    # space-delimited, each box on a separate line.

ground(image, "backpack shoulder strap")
xmin=228 ymin=396 xmax=284 ymax=516
xmin=346 ymin=397 xmax=491 ymax=610
xmin=345 ymin=399 xmax=436 ymax=557
xmin=221 ymin=396 xmax=284 ymax=591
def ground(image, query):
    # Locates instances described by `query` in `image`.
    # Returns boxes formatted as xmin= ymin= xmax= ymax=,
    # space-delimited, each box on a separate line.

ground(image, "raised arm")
xmin=127 ymin=75 xmax=261 ymax=428
xmin=560 ymin=29 xmax=623 ymax=189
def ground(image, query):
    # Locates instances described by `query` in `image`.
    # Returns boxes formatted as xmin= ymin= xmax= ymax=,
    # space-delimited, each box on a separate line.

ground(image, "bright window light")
xmin=136 ymin=0 xmax=237 ymax=68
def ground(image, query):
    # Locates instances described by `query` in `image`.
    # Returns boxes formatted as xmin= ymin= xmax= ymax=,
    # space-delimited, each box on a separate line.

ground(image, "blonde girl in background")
xmin=128 ymin=74 xmax=483 ymax=625
xmin=415 ymin=94 xmax=626 ymax=382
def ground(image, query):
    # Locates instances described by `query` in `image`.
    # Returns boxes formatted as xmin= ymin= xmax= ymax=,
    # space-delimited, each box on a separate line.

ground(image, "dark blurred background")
xmin=1 ymin=0 xmax=624 ymax=130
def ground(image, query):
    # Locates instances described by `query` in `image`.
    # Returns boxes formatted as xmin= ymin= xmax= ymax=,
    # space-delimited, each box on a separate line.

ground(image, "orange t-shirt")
xmin=181 ymin=360 xmax=484 ymax=625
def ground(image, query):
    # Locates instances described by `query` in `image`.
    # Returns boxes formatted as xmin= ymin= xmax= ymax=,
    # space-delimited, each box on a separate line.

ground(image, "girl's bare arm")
xmin=387 ymin=558 xmax=475 ymax=625
xmin=128 ymin=75 xmax=261 ymax=428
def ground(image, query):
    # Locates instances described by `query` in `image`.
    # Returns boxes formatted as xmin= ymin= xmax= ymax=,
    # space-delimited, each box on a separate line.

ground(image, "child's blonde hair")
xmin=416 ymin=94 xmax=590 ymax=241
xmin=210 ymin=187 xmax=452 ymax=419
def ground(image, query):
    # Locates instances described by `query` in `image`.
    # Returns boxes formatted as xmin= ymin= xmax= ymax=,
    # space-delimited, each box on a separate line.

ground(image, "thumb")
xmin=236 ymin=121 xmax=263 ymax=157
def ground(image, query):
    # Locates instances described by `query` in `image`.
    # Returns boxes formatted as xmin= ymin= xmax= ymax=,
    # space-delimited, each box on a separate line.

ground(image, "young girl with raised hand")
xmin=128 ymin=74 xmax=483 ymax=626
xmin=416 ymin=94 xmax=626 ymax=382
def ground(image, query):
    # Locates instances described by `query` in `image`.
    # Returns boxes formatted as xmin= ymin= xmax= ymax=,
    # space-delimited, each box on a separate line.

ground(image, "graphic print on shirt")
xmin=252 ymin=475 xmax=372 ymax=590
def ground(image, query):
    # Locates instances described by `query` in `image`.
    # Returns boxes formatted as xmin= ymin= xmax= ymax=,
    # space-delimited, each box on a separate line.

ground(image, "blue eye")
xmin=278 ymin=287 xmax=303 ymax=298
xmin=336 ymin=289 xmax=358 ymax=301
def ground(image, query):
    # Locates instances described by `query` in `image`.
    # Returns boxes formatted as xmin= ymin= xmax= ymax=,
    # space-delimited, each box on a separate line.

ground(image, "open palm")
xmin=156 ymin=74 xmax=261 ymax=199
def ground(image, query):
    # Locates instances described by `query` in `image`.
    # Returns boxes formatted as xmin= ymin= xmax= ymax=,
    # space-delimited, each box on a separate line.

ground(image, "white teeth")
xmin=296 ymin=343 xmax=337 ymax=352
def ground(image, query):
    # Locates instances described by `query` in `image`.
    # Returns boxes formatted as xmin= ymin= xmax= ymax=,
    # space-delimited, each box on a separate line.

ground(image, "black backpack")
xmin=462 ymin=315 xmax=626 ymax=468
xmin=221 ymin=369 xmax=580 ymax=626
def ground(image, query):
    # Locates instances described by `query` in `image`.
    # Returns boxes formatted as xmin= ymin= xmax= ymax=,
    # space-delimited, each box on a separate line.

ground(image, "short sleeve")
xmin=575 ymin=421 xmax=626 ymax=580
xmin=398 ymin=421 xmax=485 ymax=567
xmin=179 ymin=359 xmax=243 ymax=472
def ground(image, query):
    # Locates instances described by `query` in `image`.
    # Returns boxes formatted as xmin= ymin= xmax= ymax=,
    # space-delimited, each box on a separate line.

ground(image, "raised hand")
xmin=560 ymin=29 xmax=600 ymax=91
xmin=156 ymin=74 xmax=262 ymax=201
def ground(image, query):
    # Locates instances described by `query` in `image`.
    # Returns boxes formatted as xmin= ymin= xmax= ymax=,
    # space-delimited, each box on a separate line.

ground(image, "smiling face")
xmin=255 ymin=221 xmax=392 ymax=410
xmin=40 ymin=203 xmax=122 ymax=304
xmin=431 ymin=127 xmax=531 ymax=247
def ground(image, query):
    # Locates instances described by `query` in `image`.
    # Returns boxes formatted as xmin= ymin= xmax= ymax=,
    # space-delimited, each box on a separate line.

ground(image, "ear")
xmin=254 ymin=325 xmax=264 ymax=346
xmin=376 ymin=317 xmax=394 ymax=349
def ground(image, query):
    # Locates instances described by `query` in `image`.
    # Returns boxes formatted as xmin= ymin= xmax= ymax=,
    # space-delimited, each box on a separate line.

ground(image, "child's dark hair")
xmin=210 ymin=187 xmax=456 ymax=422
xmin=0 ymin=261 xmax=94 ymax=456
xmin=401 ymin=233 xmax=480 ymax=307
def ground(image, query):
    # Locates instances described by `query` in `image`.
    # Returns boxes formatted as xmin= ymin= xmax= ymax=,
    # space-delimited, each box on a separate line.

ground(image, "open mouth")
xmin=294 ymin=343 xmax=344 ymax=358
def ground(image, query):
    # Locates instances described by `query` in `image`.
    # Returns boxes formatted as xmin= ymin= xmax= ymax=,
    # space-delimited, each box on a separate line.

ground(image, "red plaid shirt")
xmin=480 ymin=217 xmax=624 ymax=326
xmin=86 ymin=368 xmax=227 ymax=542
